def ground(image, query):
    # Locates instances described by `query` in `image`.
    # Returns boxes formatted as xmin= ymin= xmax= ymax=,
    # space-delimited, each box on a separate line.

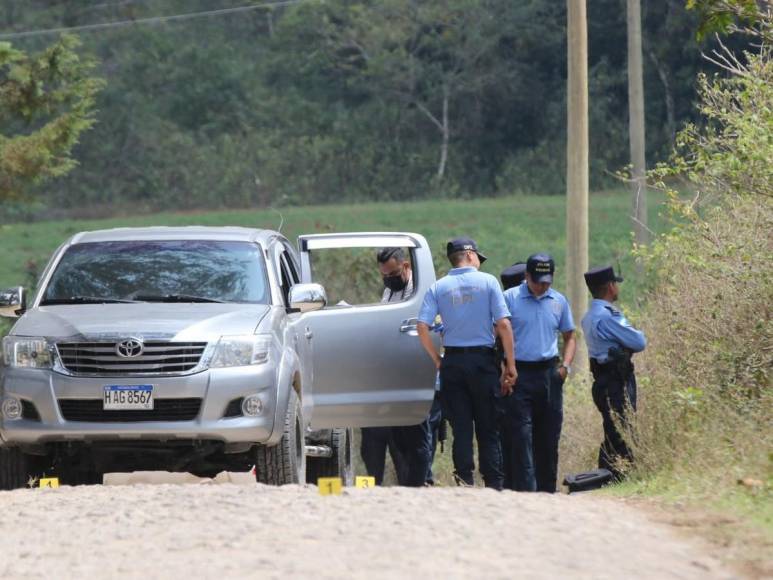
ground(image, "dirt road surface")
xmin=0 ymin=477 xmax=734 ymax=579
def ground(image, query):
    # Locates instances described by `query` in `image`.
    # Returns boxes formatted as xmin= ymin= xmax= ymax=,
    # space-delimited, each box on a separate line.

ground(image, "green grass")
xmin=0 ymin=190 xmax=665 ymax=294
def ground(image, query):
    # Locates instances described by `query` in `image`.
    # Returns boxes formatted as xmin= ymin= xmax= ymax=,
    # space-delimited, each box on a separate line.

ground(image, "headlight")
xmin=209 ymin=334 xmax=274 ymax=368
xmin=2 ymin=336 xmax=53 ymax=369
xmin=2 ymin=397 xmax=22 ymax=420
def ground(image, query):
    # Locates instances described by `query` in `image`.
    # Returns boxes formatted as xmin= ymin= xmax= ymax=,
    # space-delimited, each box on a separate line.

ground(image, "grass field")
xmin=0 ymin=190 xmax=664 ymax=295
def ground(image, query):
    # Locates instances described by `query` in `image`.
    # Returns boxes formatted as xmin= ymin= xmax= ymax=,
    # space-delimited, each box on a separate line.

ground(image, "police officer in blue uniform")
xmin=504 ymin=254 xmax=576 ymax=492
xmin=582 ymin=265 xmax=647 ymax=478
xmin=417 ymin=237 xmax=516 ymax=489
xmin=501 ymin=262 xmax=527 ymax=291
xmin=498 ymin=262 xmax=527 ymax=489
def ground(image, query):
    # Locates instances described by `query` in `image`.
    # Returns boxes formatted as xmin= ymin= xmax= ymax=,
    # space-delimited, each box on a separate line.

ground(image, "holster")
xmin=590 ymin=348 xmax=634 ymax=382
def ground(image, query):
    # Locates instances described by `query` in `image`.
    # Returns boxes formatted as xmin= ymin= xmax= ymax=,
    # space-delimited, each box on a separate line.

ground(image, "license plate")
xmin=103 ymin=385 xmax=153 ymax=410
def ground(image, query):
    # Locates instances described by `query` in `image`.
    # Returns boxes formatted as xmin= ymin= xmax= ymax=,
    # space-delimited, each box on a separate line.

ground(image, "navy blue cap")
xmin=526 ymin=253 xmax=554 ymax=283
xmin=501 ymin=262 xmax=526 ymax=290
xmin=446 ymin=237 xmax=487 ymax=263
xmin=584 ymin=265 xmax=624 ymax=288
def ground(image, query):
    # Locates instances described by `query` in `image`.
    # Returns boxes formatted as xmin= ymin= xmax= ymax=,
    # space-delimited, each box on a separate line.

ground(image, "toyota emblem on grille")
xmin=116 ymin=338 xmax=144 ymax=358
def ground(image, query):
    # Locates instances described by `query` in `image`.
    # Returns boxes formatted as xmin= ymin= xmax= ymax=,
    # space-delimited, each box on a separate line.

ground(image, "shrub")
xmin=631 ymin=34 xmax=772 ymax=497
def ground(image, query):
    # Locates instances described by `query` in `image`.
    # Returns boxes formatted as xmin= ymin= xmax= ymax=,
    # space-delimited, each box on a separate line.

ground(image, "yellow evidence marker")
xmin=38 ymin=477 xmax=60 ymax=489
xmin=355 ymin=476 xmax=376 ymax=489
xmin=317 ymin=477 xmax=342 ymax=495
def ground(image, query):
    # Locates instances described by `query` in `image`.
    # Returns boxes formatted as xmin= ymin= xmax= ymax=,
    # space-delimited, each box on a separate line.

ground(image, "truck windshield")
xmin=42 ymin=241 xmax=270 ymax=304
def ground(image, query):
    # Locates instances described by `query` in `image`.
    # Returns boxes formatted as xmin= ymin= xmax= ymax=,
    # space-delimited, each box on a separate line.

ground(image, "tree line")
xmin=0 ymin=0 xmax=753 ymax=219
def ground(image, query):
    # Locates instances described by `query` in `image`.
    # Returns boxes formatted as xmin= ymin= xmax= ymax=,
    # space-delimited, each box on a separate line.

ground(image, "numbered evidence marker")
xmin=317 ymin=477 xmax=343 ymax=496
xmin=39 ymin=477 xmax=60 ymax=489
xmin=355 ymin=476 xmax=376 ymax=489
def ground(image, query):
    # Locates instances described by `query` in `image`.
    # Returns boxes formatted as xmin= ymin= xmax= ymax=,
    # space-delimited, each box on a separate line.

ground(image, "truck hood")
xmin=11 ymin=303 xmax=271 ymax=342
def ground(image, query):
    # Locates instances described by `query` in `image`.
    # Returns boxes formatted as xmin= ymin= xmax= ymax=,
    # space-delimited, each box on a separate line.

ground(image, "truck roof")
xmin=68 ymin=226 xmax=280 ymax=245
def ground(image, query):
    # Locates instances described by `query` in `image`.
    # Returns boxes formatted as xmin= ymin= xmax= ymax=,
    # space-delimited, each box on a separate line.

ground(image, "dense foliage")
xmin=629 ymin=15 xmax=771 ymax=521
xmin=0 ymin=1 xmax=753 ymax=216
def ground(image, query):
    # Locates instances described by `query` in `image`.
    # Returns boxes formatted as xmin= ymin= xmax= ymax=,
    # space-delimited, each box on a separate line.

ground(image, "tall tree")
xmin=0 ymin=35 xmax=103 ymax=201
xmin=628 ymin=0 xmax=647 ymax=245
xmin=566 ymin=0 xmax=589 ymax=360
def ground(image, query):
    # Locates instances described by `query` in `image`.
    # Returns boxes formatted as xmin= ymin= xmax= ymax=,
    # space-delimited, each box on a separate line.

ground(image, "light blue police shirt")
xmin=504 ymin=282 xmax=575 ymax=362
xmin=581 ymin=299 xmax=647 ymax=362
xmin=418 ymin=267 xmax=509 ymax=347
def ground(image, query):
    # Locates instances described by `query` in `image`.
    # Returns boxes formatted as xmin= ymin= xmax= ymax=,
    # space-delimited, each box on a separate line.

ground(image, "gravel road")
xmin=0 ymin=476 xmax=734 ymax=580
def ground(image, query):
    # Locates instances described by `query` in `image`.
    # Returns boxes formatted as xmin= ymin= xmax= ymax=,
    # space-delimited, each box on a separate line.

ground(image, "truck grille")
xmin=59 ymin=398 xmax=202 ymax=422
xmin=56 ymin=341 xmax=207 ymax=375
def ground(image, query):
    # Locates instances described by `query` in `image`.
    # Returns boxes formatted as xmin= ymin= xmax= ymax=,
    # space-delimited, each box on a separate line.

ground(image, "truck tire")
xmin=306 ymin=427 xmax=354 ymax=486
xmin=0 ymin=447 xmax=31 ymax=490
xmin=254 ymin=389 xmax=305 ymax=485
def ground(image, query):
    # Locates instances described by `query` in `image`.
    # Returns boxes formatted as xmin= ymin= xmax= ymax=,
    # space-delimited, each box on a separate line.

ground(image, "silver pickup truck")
xmin=0 ymin=227 xmax=437 ymax=489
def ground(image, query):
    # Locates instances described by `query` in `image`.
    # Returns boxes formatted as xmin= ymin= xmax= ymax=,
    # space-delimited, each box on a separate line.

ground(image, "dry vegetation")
xmin=602 ymin=30 xmax=772 ymax=575
xmin=630 ymin=35 xmax=772 ymax=503
xmin=634 ymin=196 xmax=771 ymax=493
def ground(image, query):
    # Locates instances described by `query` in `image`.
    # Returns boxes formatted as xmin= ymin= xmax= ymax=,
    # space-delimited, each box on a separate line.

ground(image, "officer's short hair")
xmin=448 ymin=250 xmax=468 ymax=267
xmin=589 ymin=283 xmax=610 ymax=299
xmin=377 ymin=247 xmax=405 ymax=264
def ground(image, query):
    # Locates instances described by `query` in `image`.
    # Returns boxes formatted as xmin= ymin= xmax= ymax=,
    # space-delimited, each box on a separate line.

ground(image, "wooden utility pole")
xmin=628 ymin=0 xmax=647 ymax=245
xmin=566 ymin=0 xmax=589 ymax=355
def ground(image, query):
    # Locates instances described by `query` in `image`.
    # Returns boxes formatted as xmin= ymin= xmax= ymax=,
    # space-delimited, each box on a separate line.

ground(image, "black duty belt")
xmin=590 ymin=357 xmax=633 ymax=379
xmin=444 ymin=346 xmax=495 ymax=355
xmin=516 ymin=357 xmax=559 ymax=369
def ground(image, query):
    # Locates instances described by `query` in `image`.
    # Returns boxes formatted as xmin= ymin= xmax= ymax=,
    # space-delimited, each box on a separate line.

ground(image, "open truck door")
xmin=295 ymin=232 xmax=439 ymax=429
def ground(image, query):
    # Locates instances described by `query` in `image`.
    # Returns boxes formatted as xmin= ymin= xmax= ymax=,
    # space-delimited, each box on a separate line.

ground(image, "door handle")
xmin=399 ymin=318 xmax=419 ymax=333
xmin=305 ymin=327 xmax=313 ymax=340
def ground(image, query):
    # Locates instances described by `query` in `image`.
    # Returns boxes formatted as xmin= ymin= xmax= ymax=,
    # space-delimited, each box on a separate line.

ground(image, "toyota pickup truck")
xmin=0 ymin=227 xmax=437 ymax=488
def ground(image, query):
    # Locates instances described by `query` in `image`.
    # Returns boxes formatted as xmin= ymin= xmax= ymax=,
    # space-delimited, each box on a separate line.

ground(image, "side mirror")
xmin=289 ymin=283 xmax=327 ymax=313
xmin=0 ymin=286 xmax=25 ymax=318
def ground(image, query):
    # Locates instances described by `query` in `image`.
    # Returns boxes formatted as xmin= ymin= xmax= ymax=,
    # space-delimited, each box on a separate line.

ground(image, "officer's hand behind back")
xmin=501 ymin=364 xmax=517 ymax=395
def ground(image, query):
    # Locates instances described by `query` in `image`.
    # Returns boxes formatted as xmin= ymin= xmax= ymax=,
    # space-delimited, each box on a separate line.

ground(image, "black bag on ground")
xmin=562 ymin=469 xmax=614 ymax=493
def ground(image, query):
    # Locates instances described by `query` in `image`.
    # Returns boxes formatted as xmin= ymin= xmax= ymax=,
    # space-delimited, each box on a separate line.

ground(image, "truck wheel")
xmin=254 ymin=389 xmax=305 ymax=485
xmin=306 ymin=428 xmax=354 ymax=486
xmin=0 ymin=447 xmax=31 ymax=490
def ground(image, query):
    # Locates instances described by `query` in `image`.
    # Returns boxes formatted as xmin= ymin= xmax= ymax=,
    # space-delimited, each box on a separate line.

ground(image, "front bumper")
xmin=0 ymin=365 xmax=276 ymax=446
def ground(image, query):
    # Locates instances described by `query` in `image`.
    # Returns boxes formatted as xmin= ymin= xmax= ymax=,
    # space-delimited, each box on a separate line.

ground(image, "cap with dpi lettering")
xmin=446 ymin=237 xmax=487 ymax=263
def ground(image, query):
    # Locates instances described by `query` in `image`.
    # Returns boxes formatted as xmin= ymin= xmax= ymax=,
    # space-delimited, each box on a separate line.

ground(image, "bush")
xmin=630 ymin=37 xmax=772 ymax=499
xmin=634 ymin=197 xmax=771 ymax=487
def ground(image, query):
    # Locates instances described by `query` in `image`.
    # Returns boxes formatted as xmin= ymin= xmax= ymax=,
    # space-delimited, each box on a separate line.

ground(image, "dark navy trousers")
xmin=360 ymin=427 xmax=408 ymax=485
xmin=392 ymin=420 xmax=433 ymax=487
xmin=592 ymin=370 xmax=637 ymax=478
xmin=505 ymin=362 xmax=564 ymax=492
xmin=362 ymin=395 xmax=443 ymax=487
xmin=440 ymin=349 xmax=503 ymax=489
